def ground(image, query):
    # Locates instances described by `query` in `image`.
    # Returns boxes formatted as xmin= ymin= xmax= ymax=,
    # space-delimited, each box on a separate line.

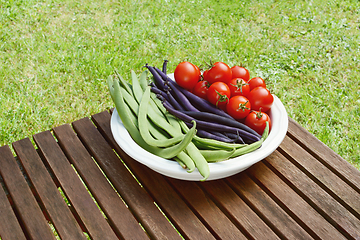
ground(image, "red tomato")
xmin=248 ymin=77 xmax=266 ymax=90
xmin=174 ymin=61 xmax=201 ymax=91
xmin=207 ymin=81 xmax=231 ymax=110
xmin=226 ymin=96 xmax=251 ymax=120
xmin=204 ymin=62 xmax=232 ymax=84
xmin=231 ymin=65 xmax=250 ymax=82
xmin=245 ymin=110 xmax=272 ymax=135
xmin=247 ymin=87 xmax=274 ymax=112
xmin=192 ymin=80 xmax=209 ymax=100
xmin=202 ymin=69 xmax=209 ymax=80
xmin=228 ymin=78 xmax=250 ymax=97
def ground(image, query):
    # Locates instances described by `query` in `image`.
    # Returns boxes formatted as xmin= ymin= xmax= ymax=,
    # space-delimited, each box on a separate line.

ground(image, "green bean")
xmin=185 ymin=142 xmax=210 ymax=181
xmin=142 ymin=96 xmax=208 ymax=178
xmin=178 ymin=120 xmax=246 ymax=150
xmin=131 ymin=70 xmax=175 ymax=138
xmin=174 ymin=156 xmax=187 ymax=169
xmin=108 ymin=75 xmax=196 ymax=159
xmin=174 ymin=151 xmax=196 ymax=173
xmin=131 ymin=70 xmax=144 ymax=104
xmin=148 ymin=119 xmax=171 ymax=139
xmin=108 ymin=76 xmax=116 ymax=100
xmin=150 ymin=92 xmax=182 ymax=133
xmin=127 ymin=76 xmax=180 ymax=136
xmin=139 ymin=86 xmax=190 ymax=147
xmin=114 ymin=68 xmax=133 ymax=97
xmin=261 ymin=121 xmax=270 ymax=140
xmin=230 ymin=121 xmax=269 ymax=158
xmin=108 ymin=75 xmax=155 ymax=154
xmin=149 ymin=94 xmax=168 ymax=119
xmin=147 ymin=105 xmax=180 ymax=135
xmin=139 ymin=70 xmax=148 ymax=91
xmin=110 ymin=72 xmax=210 ymax=179
xmin=199 ymin=148 xmax=236 ymax=162
xmin=120 ymin=87 xmax=167 ymax=138
xmin=118 ymin=84 xmax=195 ymax=171
xmin=149 ymin=98 xmax=211 ymax=179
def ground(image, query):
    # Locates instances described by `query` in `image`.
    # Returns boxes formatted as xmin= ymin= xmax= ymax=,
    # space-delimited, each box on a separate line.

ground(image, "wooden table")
xmin=1 ymin=109 xmax=360 ymax=240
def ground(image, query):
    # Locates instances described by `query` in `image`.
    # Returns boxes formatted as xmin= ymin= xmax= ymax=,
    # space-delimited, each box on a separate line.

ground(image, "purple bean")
xmin=167 ymin=91 xmax=185 ymax=111
xmin=170 ymin=79 xmax=234 ymax=119
xmin=150 ymin=86 xmax=169 ymax=101
xmin=162 ymin=60 xmax=169 ymax=74
xmin=180 ymin=110 xmax=261 ymax=138
xmin=166 ymin=80 xmax=200 ymax=112
xmin=153 ymin=67 xmax=199 ymax=112
xmin=163 ymin=100 xmax=260 ymax=143
xmin=144 ymin=64 xmax=167 ymax=91
xmin=184 ymin=122 xmax=235 ymax=143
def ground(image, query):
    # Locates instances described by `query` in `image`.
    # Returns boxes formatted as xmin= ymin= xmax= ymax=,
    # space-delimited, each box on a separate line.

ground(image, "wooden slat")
xmin=89 ymin=111 xmax=214 ymax=240
xmin=33 ymin=131 xmax=118 ymax=240
xmin=202 ymin=178 xmax=288 ymax=239
xmin=287 ymin=118 xmax=360 ymax=193
xmin=279 ymin=134 xmax=360 ymax=218
xmin=53 ymin=123 xmax=149 ymax=239
xmin=227 ymin=172 xmax=316 ymax=239
xmin=73 ymin=115 xmax=182 ymax=240
xmin=167 ymin=178 xmax=247 ymax=239
xmin=246 ymin=161 xmax=346 ymax=239
xmin=264 ymin=147 xmax=360 ymax=239
xmin=0 ymin=145 xmax=56 ymax=240
xmin=129 ymin=162 xmax=215 ymax=240
xmin=0 ymin=163 xmax=27 ymax=240
xmin=12 ymin=138 xmax=87 ymax=240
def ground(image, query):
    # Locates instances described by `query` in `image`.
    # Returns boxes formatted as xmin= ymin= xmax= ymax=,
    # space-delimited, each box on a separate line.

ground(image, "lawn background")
xmin=1 ymin=0 xmax=359 ymax=169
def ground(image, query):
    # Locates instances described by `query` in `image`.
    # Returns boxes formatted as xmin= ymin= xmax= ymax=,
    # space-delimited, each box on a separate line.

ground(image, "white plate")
xmin=110 ymin=75 xmax=288 ymax=181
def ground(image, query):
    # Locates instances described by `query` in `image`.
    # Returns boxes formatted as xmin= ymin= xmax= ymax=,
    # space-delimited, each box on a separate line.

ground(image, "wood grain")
xmin=33 ymin=131 xmax=118 ymax=240
xmin=12 ymin=138 xmax=87 ymax=239
xmin=0 ymin=145 xmax=56 ymax=240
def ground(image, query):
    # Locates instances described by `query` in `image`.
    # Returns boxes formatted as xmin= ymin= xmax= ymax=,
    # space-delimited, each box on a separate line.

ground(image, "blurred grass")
xmin=1 ymin=0 xmax=359 ymax=169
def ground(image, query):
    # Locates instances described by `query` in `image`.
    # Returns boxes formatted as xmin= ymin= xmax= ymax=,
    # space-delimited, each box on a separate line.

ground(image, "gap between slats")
xmin=49 ymin=126 xmax=142 ymax=239
xmin=225 ymin=173 xmax=309 ymax=240
xmin=286 ymin=121 xmax=360 ymax=195
xmin=0 ymin=168 xmax=30 ymax=239
xmin=276 ymin=139 xmax=360 ymax=222
xmin=164 ymin=178 xmax=243 ymax=239
xmin=104 ymin=108 xmax=293 ymax=239
xmin=261 ymin=156 xmax=357 ymax=239
xmin=0 ymin=147 xmax=65 ymax=239
xmin=33 ymin=138 xmax=94 ymax=239
xmin=92 ymin=110 xmax=198 ymax=239
xmin=258 ymin=136 xmax=360 ymax=240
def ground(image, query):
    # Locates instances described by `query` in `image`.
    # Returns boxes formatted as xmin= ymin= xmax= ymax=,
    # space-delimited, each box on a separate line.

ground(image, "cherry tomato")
xmin=248 ymin=77 xmax=266 ymax=90
xmin=202 ymin=69 xmax=209 ymax=80
xmin=192 ymin=80 xmax=210 ymax=100
xmin=174 ymin=61 xmax=201 ymax=91
xmin=228 ymin=78 xmax=250 ymax=97
xmin=245 ymin=110 xmax=271 ymax=135
xmin=204 ymin=62 xmax=232 ymax=84
xmin=226 ymin=95 xmax=251 ymax=120
xmin=231 ymin=65 xmax=250 ymax=82
xmin=207 ymin=81 xmax=231 ymax=111
xmin=247 ymin=86 xmax=274 ymax=112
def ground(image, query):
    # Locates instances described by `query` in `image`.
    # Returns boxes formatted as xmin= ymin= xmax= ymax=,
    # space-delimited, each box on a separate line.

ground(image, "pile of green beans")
xmin=107 ymin=69 xmax=269 ymax=181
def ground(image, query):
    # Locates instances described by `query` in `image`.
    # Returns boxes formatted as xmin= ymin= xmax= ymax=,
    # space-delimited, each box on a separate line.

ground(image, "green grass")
xmin=1 ymin=0 xmax=359 ymax=169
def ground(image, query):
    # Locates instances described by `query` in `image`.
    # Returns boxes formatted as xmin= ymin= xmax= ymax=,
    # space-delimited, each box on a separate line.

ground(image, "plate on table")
xmin=110 ymin=75 xmax=288 ymax=181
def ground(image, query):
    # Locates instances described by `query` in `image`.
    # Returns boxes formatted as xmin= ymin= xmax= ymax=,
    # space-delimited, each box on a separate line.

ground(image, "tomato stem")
xmin=256 ymin=108 xmax=263 ymax=119
xmin=230 ymin=79 xmax=249 ymax=94
xmin=204 ymin=60 xmax=215 ymax=70
xmin=238 ymin=100 xmax=250 ymax=112
xmin=215 ymin=89 xmax=229 ymax=106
